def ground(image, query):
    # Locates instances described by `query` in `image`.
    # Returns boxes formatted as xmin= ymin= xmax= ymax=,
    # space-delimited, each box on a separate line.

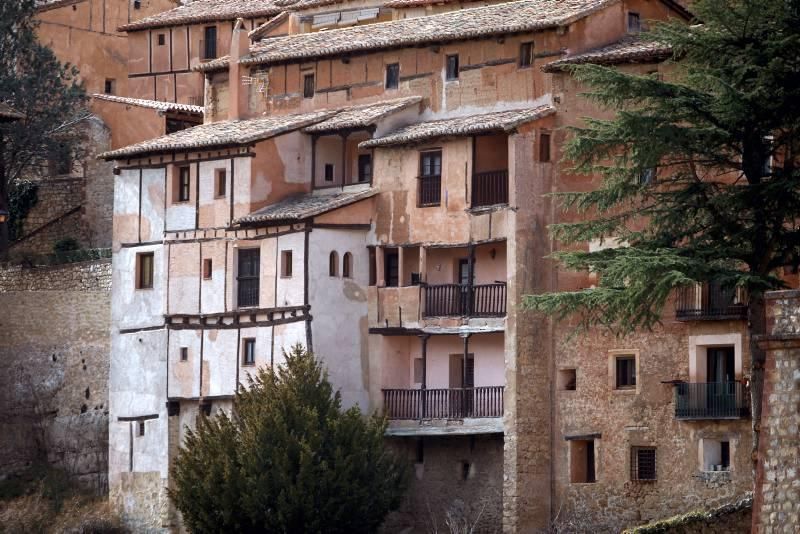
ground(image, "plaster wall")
xmin=112 ymin=245 xmax=165 ymax=330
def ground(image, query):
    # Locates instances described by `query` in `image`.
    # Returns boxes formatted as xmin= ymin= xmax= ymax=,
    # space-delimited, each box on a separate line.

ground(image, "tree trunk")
xmin=748 ymin=292 xmax=767 ymax=471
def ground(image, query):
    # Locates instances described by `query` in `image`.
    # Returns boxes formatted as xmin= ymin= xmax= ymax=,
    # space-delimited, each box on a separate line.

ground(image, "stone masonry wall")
xmin=752 ymin=290 xmax=800 ymax=532
xmin=0 ymin=259 xmax=111 ymax=491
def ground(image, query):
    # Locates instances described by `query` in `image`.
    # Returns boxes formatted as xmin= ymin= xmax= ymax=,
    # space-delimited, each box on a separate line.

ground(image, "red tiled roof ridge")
xmin=91 ymin=94 xmax=204 ymax=114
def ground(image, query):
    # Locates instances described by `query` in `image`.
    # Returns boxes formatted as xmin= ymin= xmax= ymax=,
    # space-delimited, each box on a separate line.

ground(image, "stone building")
xmin=99 ymin=0 xmax=756 ymax=531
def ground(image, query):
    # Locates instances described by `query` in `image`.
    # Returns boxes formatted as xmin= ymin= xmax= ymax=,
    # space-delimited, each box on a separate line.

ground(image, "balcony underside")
xmin=385 ymin=418 xmax=504 ymax=437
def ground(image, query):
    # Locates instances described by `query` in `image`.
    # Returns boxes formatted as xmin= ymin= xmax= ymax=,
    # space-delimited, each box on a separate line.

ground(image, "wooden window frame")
xmin=203 ymin=26 xmax=218 ymax=60
xmin=215 ymin=168 xmax=226 ymax=198
xmin=175 ymin=166 xmax=191 ymax=203
xmin=385 ymin=63 xmax=400 ymax=90
xmin=203 ymin=258 xmax=213 ymax=280
xmin=445 ymin=54 xmax=459 ymax=81
xmin=242 ymin=338 xmax=256 ymax=366
xmin=281 ymin=250 xmax=293 ymax=278
xmin=614 ymin=355 xmax=637 ymax=390
xmin=157 ymin=33 xmax=166 ymax=46
xmin=628 ymin=12 xmax=641 ymax=33
xmin=519 ymin=42 xmax=534 ymax=68
xmin=136 ymin=252 xmax=154 ymax=290
xmin=329 ymin=251 xmax=339 ymax=277
xmin=539 ymin=132 xmax=551 ymax=163
xmin=357 ymin=153 xmax=372 ymax=183
xmin=303 ymin=73 xmax=315 ymax=99
xmin=342 ymin=252 xmax=352 ymax=279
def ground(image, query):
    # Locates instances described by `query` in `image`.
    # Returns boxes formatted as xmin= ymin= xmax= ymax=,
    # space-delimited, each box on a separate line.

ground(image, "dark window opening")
xmin=133 ymin=0 xmax=141 ymax=9
xmin=418 ymin=150 xmax=442 ymax=207
xmin=303 ymin=74 xmax=315 ymax=98
xmin=358 ymin=153 xmax=372 ymax=182
xmin=49 ymin=143 xmax=72 ymax=175
xmin=176 ymin=166 xmax=190 ymax=202
xmin=324 ymin=163 xmax=335 ymax=182
xmin=368 ymin=247 xmax=377 ymax=286
xmin=720 ymin=441 xmax=730 ymax=470
xmin=203 ymin=258 xmax=212 ymax=279
xmin=446 ymin=54 xmax=459 ymax=81
xmin=329 ymin=251 xmax=339 ymax=277
xmin=386 ymin=63 xmax=400 ymax=89
xmin=638 ymin=167 xmax=656 ymax=185
xmin=167 ymin=117 xmax=201 ymax=134
xmin=104 ymin=79 xmax=116 ymax=95
xmin=137 ymin=421 xmax=145 ymax=437
xmin=203 ymin=26 xmax=218 ymax=59
xmin=137 ymin=252 xmax=154 ymax=289
xmin=180 ymin=347 xmax=188 ymax=361
xmin=615 ymin=356 xmax=636 ymax=389
xmin=343 ymin=252 xmax=352 ymax=278
xmin=200 ymin=402 xmax=212 ymax=417
xmin=520 ymin=42 xmax=534 ymax=68
xmin=539 ymin=132 xmax=551 ymax=162
xmin=631 ymin=447 xmax=657 ymax=481
xmin=570 ymin=439 xmax=596 ymax=483
xmin=384 ymin=249 xmax=399 ymax=287
xmin=243 ymin=338 xmax=256 ymax=365
xmin=628 ymin=12 xmax=641 ymax=33
xmin=461 ymin=461 xmax=471 ymax=480
xmin=281 ymin=250 xmax=293 ymax=278
xmin=157 ymin=33 xmax=166 ymax=46
xmin=216 ymin=169 xmax=226 ymax=197
xmin=237 ymin=248 xmax=260 ymax=308
xmin=559 ymin=369 xmax=577 ymax=391
xmin=416 ymin=439 xmax=424 ymax=464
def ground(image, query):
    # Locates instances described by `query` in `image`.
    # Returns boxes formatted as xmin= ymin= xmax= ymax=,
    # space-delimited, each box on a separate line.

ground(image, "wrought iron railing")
xmin=471 ymin=170 xmax=509 ymax=208
xmin=237 ymin=278 xmax=259 ymax=308
xmin=674 ymin=382 xmax=749 ymax=419
xmin=382 ymin=386 xmax=504 ymax=419
xmin=418 ymin=174 xmax=441 ymax=206
xmin=675 ymin=283 xmax=748 ymax=320
xmin=423 ymin=283 xmax=506 ymax=317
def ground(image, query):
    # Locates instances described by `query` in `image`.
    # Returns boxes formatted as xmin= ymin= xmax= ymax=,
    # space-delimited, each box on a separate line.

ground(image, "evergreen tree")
xmin=169 ymin=345 xmax=408 ymax=533
xmin=0 ymin=0 xmax=87 ymax=259
xmin=525 ymin=0 xmax=800 ymax=452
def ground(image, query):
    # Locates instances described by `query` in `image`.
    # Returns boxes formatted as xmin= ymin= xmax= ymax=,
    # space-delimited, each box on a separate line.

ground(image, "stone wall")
xmin=624 ymin=495 xmax=753 ymax=534
xmin=752 ymin=290 xmax=800 ymax=532
xmin=383 ymin=434 xmax=504 ymax=533
xmin=0 ymin=259 xmax=111 ymax=491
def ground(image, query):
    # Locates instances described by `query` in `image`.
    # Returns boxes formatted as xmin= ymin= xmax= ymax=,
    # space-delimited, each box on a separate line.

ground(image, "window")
xmin=413 ymin=358 xmax=424 ymax=383
xmin=303 ymin=74 xmax=315 ymax=98
xmin=368 ymin=247 xmax=377 ymax=286
xmin=638 ymin=167 xmax=656 ymax=185
xmin=133 ymin=0 xmax=141 ymax=8
xmin=631 ymin=447 xmax=657 ymax=481
xmin=203 ymin=26 xmax=217 ymax=59
xmin=176 ymin=166 xmax=190 ymax=202
xmin=237 ymin=248 xmax=260 ymax=307
xmin=446 ymin=54 xmax=459 ymax=81
xmin=136 ymin=252 xmax=154 ymax=289
xmin=324 ymin=164 xmax=335 ymax=182
xmin=570 ymin=440 xmax=596 ymax=483
xmin=342 ymin=252 xmax=352 ymax=278
xmin=385 ymin=63 xmax=400 ymax=89
xmin=215 ymin=169 xmax=226 ymax=197
xmin=701 ymin=439 xmax=731 ymax=471
xmin=281 ymin=250 xmax=293 ymax=278
xmin=628 ymin=12 xmax=641 ymax=33
xmin=243 ymin=338 xmax=256 ymax=365
xmin=519 ymin=42 xmax=534 ymax=68
xmin=203 ymin=258 xmax=213 ymax=279
xmin=104 ymin=79 xmax=116 ymax=95
xmin=157 ymin=33 xmax=166 ymax=46
xmin=384 ymin=249 xmax=399 ymax=287
xmin=137 ymin=421 xmax=145 ymax=437
xmin=358 ymin=154 xmax=372 ymax=182
xmin=761 ymin=135 xmax=774 ymax=177
xmin=329 ymin=251 xmax=339 ymax=277
xmin=418 ymin=150 xmax=442 ymax=207
xmin=416 ymin=439 xmax=424 ymax=464
xmin=200 ymin=402 xmax=212 ymax=417
xmin=615 ymin=355 xmax=636 ymax=389
xmin=558 ymin=369 xmax=577 ymax=391
xmin=539 ymin=132 xmax=551 ymax=163
xmin=180 ymin=347 xmax=188 ymax=361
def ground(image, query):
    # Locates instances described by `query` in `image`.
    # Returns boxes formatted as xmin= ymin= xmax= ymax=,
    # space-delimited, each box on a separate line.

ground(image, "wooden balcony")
xmin=382 ymin=386 xmax=504 ymax=420
xmin=675 ymin=283 xmax=748 ymax=320
xmin=674 ymin=382 xmax=749 ymax=420
xmin=471 ymin=170 xmax=508 ymax=208
xmin=423 ymin=283 xmax=506 ymax=318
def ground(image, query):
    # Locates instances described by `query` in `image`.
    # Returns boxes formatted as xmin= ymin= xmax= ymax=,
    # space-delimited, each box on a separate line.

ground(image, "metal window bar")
xmin=418 ymin=174 xmax=441 ymax=206
xmin=674 ymin=382 xmax=749 ymax=419
xmin=237 ymin=249 xmax=260 ymax=307
xmin=675 ymin=283 xmax=748 ymax=320
xmin=471 ymin=170 xmax=509 ymax=207
xmin=382 ymin=386 xmax=504 ymax=420
xmin=631 ymin=447 xmax=656 ymax=481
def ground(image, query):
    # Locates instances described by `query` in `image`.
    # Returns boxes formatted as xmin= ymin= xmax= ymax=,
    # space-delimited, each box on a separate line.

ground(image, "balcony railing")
xmin=418 ymin=174 xmax=441 ymax=206
xmin=237 ymin=278 xmax=259 ymax=308
xmin=674 ymin=382 xmax=749 ymax=420
xmin=471 ymin=170 xmax=508 ymax=208
xmin=675 ymin=283 xmax=748 ymax=320
xmin=423 ymin=283 xmax=506 ymax=317
xmin=382 ymin=386 xmax=504 ymax=419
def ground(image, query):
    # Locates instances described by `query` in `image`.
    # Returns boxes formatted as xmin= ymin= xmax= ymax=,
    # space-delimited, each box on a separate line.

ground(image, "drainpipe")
xmin=461 ymin=332 xmax=471 ymax=417
xmin=420 ymin=334 xmax=429 ymax=419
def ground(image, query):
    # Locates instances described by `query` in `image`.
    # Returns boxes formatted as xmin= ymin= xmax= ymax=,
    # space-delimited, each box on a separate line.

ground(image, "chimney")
xmin=228 ymin=18 xmax=250 ymax=121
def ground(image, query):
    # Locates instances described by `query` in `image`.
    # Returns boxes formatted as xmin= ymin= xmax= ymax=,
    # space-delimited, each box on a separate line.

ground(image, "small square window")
xmin=519 ymin=42 xmax=534 ymax=68
xmin=539 ymin=132 xmax=551 ymax=163
xmin=158 ymin=33 xmax=166 ymax=46
xmin=200 ymin=402 xmax=212 ymax=417
xmin=631 ymin=447 xmax=656 ymax=481
xmin=133 ymin=0 xmax=141 ymax=9
xmin=638 ymin=168 xmax=656 ymax=185
xmin=203 ymin=258 xmax=212 ymax=279
xmin=136 ymin=252 xmax=154 ymax=289
xmin=324 ymin=163 xmax=334 ymax=182
xmin=701 ymin=439 xmax=732 ymax=471
xmin=615 ymin=355 xmax=636 ymax=390
xmin=385 ymin=63 xmax=400 ymax=89
xmin=175 ymin=166 xmax=190 ymax=202
xmin=180 ymin=347 xmax=188 ymax=361
xmin=104 ymin=79 xmax=116 ymax=95
xmin=243 ymin=338 xmax=255 ymax=365
xmin=303 ymin=74 xmax=315 ymax=99
xmin=558 ymin=369 xmax=576 ymax=391
xmin=137 ymin=421 xmax=145 ymax=436
xmin=281 ymin=250 xmax=293 ymax=278
xmin=446 ymin=54 xmax=459 ymax=81
xmin=215 ymin=169 xmax=226 ymax=197
xmin=628 ymin=12 xmax=641 ymax=33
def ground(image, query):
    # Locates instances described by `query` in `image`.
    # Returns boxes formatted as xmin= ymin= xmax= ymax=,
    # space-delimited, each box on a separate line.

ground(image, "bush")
xmin=169 ymin=345 xmax=408 ymax=533
xmin=53 ymin=238 xmax=79 ymax=254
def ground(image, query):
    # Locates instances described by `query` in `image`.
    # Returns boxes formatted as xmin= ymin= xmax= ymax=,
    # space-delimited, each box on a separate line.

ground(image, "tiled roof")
xmin=303 ymin=96 xmax=421 ymax=133
xmin=382 ymin=0 xmax=467 ymax=8
xmin=91 ymin=94 xmax=204 ymax=114
xmin=0 ymin=102 xmax=24 ymax=121
xmin=198 ymin=0 xmax=621 ymax=71
xmin=36 ymin=0 xmax=85 ymax=12
xmin=360 ymin=105 xmax=555 ymax=148
xmin=118 ymin=0 xmax=284 ymax=32
xmin=249 ymin=10 xmax=291 ymax=40
xmin=99 ymin=110 xmax=336 ymax=159
xmin=542 ymin=37 xmax=673 ymax=72
xmin=237 ymin=188 xmax=377 ymax=224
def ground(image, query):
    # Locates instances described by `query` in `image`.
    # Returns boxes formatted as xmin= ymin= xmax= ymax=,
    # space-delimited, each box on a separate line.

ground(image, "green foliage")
xmin=169 ymin=345 xmax=408 ymax=534
xmin=525 ymin=0 xmax=800 ymax=333
xmin=7 ymin=179 xmax=37 ymax=242
xmin=52 ymin=238 xmax=79 ymax=254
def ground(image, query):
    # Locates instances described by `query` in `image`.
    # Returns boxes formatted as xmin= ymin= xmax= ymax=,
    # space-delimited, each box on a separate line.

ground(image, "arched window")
xmin=342 ymin=252 xmax=353 ymax=278
xmin=329 ymin=251 xmax=339 ymax=277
